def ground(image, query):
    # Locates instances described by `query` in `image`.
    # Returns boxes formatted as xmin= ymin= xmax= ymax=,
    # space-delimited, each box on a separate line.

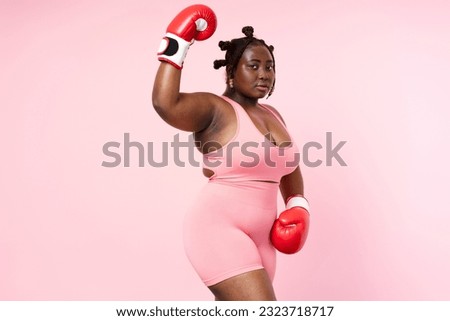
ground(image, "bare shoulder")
xmin=156 ymin=92 xmax=230 ymax=133
xmin=183 ymin=92 xmax=234 ymax=132
xmin=260 ymin=103 xmax=287 ymax=125
xmin=183 ymin=92 xmax=229 ymax=109
xmin=196 ymin=93 xmax=234 ymax=116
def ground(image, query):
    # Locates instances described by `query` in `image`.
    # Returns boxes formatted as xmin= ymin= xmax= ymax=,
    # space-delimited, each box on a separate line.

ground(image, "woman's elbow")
xmin=152 ymin=91 xmax=170 ymax=118
xmin=153 ymin=104 xmax=170 ymax=122
xmin=152 ymin=90 xmax=178 ymax=113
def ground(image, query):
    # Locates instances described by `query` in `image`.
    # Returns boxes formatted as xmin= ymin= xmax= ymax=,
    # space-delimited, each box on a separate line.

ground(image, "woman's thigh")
xmin=208 ymin=268 xmax=276 ymax=301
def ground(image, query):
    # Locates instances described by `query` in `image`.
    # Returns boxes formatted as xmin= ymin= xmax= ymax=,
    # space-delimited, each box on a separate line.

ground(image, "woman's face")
xmin=232 ymin=44 xmax=275 ymax=99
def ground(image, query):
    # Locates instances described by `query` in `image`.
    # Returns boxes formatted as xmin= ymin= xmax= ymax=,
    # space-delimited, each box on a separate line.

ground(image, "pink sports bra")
xmin=203 ymin=96 xmax=300 ymax=184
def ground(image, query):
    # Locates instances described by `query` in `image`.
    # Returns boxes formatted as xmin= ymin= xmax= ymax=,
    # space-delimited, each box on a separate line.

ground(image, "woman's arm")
xmin=273 ymin=166 xmax=310 ymax=254
xmin=152 ymin=63 xmax=218 ymax=132
xmin=151 ymin=5 xmax=219 ymax=133
xmin=279 ymin=166 xmax=305 ymax=204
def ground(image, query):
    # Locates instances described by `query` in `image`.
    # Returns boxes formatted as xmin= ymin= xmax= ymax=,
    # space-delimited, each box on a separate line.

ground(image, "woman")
xmin=153 ymin=5 xmax=310 ymax=301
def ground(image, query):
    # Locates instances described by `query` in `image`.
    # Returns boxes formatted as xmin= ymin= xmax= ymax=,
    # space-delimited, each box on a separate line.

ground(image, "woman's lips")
xmin=256 ymin=84 xmax=269 ymax=91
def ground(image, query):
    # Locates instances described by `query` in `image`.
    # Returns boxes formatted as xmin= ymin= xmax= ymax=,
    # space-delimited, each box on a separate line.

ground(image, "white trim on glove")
xmin=286 ymin=195 xmax=310 ymax=212
xmin=157 ymin=33 xmax=192 ymax=69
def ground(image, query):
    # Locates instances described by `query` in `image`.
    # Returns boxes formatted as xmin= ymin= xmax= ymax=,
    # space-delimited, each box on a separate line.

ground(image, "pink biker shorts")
xmin=183 ymin=180 xmax=278 ymax=286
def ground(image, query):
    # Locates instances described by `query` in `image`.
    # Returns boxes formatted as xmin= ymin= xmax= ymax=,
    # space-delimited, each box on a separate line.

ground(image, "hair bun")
xmin=218 ymin=40 xmax=232 ymax=51
xmin=242 ymin=26 xmax=254 ymax=38
xmin=213 ymin=59 xmax=227 ymax=70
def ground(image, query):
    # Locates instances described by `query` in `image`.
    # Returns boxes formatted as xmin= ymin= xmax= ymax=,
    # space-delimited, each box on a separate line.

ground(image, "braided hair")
xmin=213 ymin=26 xmax=276 ymax=98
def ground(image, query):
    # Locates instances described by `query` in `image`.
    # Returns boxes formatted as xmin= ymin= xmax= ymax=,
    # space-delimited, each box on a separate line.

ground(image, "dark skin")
xmin=152 ymin=44 xmax=305 ymax=301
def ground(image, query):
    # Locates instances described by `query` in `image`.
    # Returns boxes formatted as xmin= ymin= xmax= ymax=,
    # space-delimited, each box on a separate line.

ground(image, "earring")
xmin=228 ymin=79 xmax=234 ymax=88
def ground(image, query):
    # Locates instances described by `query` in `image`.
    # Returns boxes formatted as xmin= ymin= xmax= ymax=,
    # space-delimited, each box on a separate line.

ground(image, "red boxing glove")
xmin=157 ymin=4 xmax=217 ymax=69
xmin=270 ymin=195 xmax=310 ymax=254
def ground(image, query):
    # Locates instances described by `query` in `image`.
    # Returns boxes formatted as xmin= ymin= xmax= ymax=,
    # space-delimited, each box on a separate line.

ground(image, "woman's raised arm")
xmin=152 ymin=63 xmax=218 ymax=132
xmin=151 ymin=5 xmax=219 ymax=132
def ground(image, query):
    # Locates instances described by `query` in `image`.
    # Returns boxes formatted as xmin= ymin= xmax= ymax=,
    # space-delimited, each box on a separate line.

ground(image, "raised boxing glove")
xmin=270 ymin=195 xmax=310 ymax=254
xmin=157 ymin=4 xmax=217 ymax=69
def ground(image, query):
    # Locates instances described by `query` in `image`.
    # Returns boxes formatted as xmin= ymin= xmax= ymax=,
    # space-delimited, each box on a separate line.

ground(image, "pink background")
xmin=1 ymin=0 xmax=450 ymax=300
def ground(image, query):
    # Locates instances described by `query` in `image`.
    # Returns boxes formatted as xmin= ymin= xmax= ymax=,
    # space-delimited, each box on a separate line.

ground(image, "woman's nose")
xmin=258 ymin=69 xmax=269 ymax=79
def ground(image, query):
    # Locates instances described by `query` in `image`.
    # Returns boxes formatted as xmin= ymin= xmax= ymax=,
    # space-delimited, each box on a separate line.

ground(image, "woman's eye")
xmin=267 ymin=65 xmax=273 ymax=71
